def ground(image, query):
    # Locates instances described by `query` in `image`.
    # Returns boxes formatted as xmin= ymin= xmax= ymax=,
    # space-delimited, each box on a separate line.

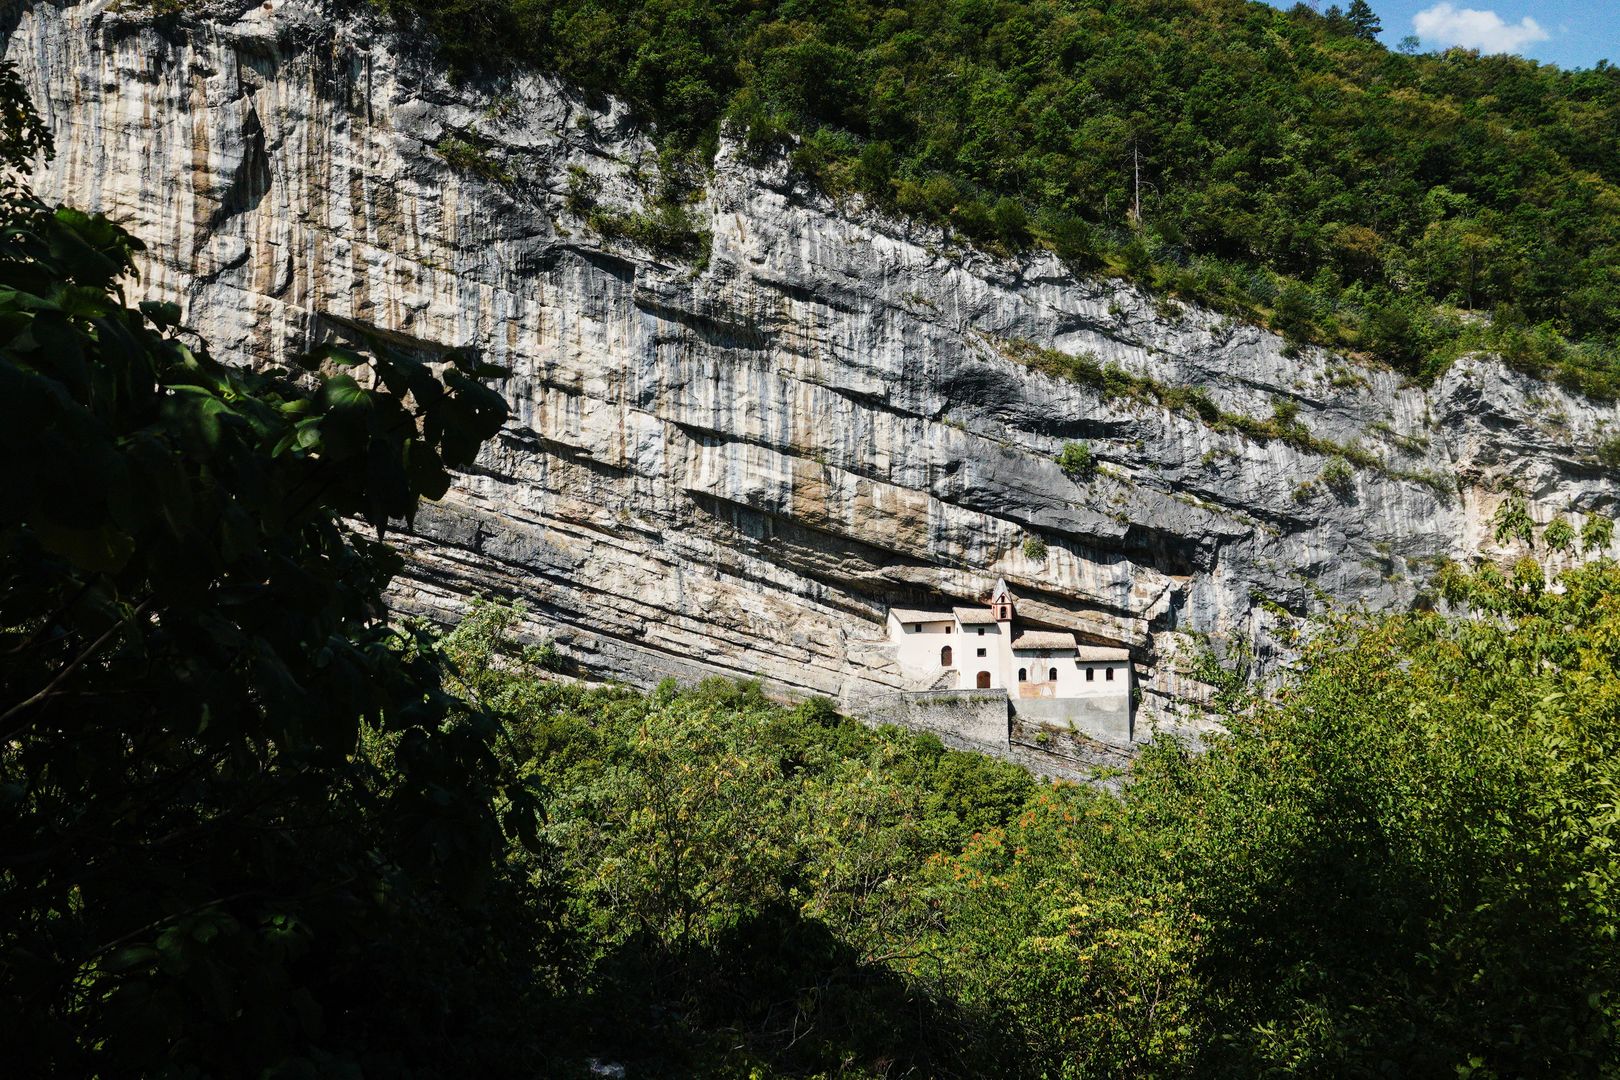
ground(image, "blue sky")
xmin=1268 ymin=2 xmax=1618 ymax=69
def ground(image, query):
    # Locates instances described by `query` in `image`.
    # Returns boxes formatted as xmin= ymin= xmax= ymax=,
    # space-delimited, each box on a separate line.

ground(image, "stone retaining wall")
xmin=1010 ymin=694 xmax=1133 ymax=743
xmin=849 ymin=690 xmax=1011 ymax=754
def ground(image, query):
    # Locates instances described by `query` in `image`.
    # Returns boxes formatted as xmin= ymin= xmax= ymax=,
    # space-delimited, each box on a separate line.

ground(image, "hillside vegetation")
xmin=377 ymin=0 xmax=1620 ymax=396
xmin=426 ymin=567 xmax=1620 ymax=1077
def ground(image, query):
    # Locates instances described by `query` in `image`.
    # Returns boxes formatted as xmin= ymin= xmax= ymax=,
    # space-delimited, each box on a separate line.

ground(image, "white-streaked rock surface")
xmin=11 ymin=0 xmax=1619 ymax=737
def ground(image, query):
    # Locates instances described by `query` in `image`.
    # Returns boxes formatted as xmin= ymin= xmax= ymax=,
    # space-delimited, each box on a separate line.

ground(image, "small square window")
xmin=977 ymin=627 xmax=985 ymax=636
xmin=1106 ymin=667 xmax=1115 ymax=681
xmin=976 ymin=647 xmax=986 ymax=657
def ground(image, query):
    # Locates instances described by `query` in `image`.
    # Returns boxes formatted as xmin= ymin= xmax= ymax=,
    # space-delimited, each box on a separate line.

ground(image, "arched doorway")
xmin=976 ymin=671 xmax=991 ymax=689
xmin=1048 ymin=667 xmax=1058 ymax=682
xmin=940 ymin=645 xmax=952 ymax=667
xmin=1017 ymin=668 xmax=1027 ymax=682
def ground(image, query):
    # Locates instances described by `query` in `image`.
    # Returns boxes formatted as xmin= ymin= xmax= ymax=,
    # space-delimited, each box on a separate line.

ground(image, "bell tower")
xmin=990 ymin=577 xmax=1014 ymax=624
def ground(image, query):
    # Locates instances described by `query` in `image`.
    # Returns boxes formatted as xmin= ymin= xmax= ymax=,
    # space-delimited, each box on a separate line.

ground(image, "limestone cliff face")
xmin=11 ymin=0 xmax=1619 ymax=732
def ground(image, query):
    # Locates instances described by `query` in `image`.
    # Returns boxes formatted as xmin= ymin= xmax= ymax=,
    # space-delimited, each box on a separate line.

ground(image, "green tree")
xmin=926 ymin=787 xmax=1198 ymax=1075
xmin=1544 ymin=514 xmax=1576 ymax=551
xmin=1038 ymin=209 xmax=1099 ymax=271
xmin=991 ymin=196 xmax=1030 ymax=248
xmin=1346 ymin=0 xmax=1382 ymax=41
xmin=1493 ymin=491 xmax=1536 ymax=546
xmin=1598 ymin=435 xmax=1620 ymax=469
xmin=1121 ymin=234 xmax=1155 ymax=279
xmin=1583 ymin=512 xmax=1615 ymax=554
xmin=558 ymin=683 xmax=794 ymax=959
xmin=375 ymin=563 xmax=1620 ymax=1076
xmin=1158 ymin=563 xmax=1620 ymax=1073
xmin=1359 ymin=294 xmax=1425 ymax=370
xmin=1271 ymin=282 xmax=1317 ymax=345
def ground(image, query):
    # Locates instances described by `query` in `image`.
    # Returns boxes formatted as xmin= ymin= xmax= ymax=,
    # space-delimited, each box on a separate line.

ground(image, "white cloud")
xmin=1412 ymin=3 xmax=1551 ymax=54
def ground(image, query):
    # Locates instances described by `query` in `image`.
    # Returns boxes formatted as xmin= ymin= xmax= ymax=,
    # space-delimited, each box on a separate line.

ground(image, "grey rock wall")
xmin=849 ymin=691 xmax=1013 ymax=757
xmin=1012 ymin=696 xmax=1133 ymax=746
xmin=11 ymin=0 xmax=1619 ymax=738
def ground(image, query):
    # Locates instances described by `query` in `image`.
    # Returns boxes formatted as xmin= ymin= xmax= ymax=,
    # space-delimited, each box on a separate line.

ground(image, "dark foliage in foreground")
xmin=0 ymin=61 xmax=529 ymax=1074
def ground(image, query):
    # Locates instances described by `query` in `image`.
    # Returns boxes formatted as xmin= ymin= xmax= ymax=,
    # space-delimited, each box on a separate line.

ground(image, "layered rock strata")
xmin=11 ymin=0 xmax=1619 ymax=740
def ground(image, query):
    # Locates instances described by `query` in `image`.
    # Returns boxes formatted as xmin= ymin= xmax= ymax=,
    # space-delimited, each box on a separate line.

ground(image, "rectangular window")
xmin=1106 ymin=667 xmax=1115 ymax=681
xmin=911 ymin=624 xmax=920 ymax=633
xmin=1086 ymin=668 xmax=1094 ymax=682
xmin=977 ymin=628 xmax=985 ymax=636
xmin=976 ymin=647 xmax=986 ymax=657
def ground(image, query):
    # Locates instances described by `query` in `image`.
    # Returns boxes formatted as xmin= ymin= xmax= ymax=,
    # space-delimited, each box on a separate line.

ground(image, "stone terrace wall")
xmin=1011 ymin=694 xmax=1133 ymax=743
xmin=851 ymin=689 xmax=1115 ymax=782
xmin=851 ymin=690 xmax=1011 ymax=754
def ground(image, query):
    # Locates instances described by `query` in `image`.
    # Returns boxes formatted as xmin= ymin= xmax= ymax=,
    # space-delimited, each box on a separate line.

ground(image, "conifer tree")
xmin=1347 ymin=0 xmax=1382 ymax=41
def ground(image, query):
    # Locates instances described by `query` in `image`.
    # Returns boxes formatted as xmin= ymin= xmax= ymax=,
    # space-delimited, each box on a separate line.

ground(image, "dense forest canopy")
xmin=376 ymin=0 xmax=1620 ymax=395
xmin=433 ymin=565 xmax=1620 ymax=1076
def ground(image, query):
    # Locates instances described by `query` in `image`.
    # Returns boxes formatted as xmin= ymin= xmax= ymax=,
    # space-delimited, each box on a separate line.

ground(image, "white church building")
xmin=886 ymin=579 xmax=1132 ymax=706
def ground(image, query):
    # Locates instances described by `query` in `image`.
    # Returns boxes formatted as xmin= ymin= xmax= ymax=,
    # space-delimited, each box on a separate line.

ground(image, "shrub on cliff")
xmin=1057 ymin=440 xmax=1095 ymax=480
xmin=1319 ymin=454 xmax=1355 ymax=497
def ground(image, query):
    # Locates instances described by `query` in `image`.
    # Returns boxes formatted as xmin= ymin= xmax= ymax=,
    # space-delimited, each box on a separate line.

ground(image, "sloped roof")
xmin=953 ymin=607 xmax=998 ymax=624
xmin=990 ymin=576 xmax=1013 ymax=602
xmin=1076 ymin=646 xmax=1132 ymax=662
xmin=1011 ymin=630 xmax=1079 ymax=651
xmin=889 ymin=608 xmax=955 ymax=624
